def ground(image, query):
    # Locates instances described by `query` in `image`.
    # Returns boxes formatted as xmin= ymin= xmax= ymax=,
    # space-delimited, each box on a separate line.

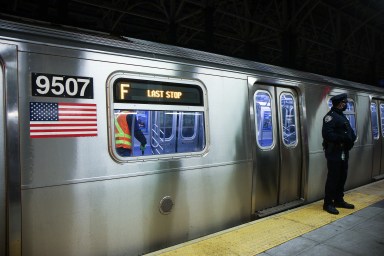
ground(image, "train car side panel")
xmin=18 ymin=47 xmax=253 ymax=255
xmin=22 ymin=163 xmax=252 ymax=255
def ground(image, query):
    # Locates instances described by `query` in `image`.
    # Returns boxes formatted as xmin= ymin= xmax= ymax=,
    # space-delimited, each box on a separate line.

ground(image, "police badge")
xmin=324 ymin=115 xmax=333 ymax=123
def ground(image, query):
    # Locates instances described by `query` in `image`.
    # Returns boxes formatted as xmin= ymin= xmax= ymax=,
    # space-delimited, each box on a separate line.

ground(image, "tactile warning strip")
xmin=148 ymin=180 xmax=384 ymax=256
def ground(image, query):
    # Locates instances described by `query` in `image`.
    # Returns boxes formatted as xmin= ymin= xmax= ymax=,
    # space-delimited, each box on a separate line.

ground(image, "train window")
xmin=181 ymin=112 xmax=198 ymax=138
xmin=280 ymin=93 xmax=297 ymax=147
xmin=153 ymin=110 xmax=175 ymax=140
xmin=254 ymin=90 xmax=274 ymax=148
xmin=108 ymin=74 xmax=207 ymax=160
xmin=380 ymin=104 xmax=384 ymax=137
xmin=328 ymin=98 xmax=357 ymax=135
xmin=344 ymin=100 xmax=357 ymax=135
xmin=113 ymin=110 xmax=205 ymax=157
xmin=136 ymin=111 xmax=148 ymax=134
xmin=371 ymin=103 xmax=379 ymax=140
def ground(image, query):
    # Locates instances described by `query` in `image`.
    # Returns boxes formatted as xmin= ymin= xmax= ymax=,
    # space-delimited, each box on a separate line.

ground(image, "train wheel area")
xmin=146 ymin=179 xmax=384 ymax=256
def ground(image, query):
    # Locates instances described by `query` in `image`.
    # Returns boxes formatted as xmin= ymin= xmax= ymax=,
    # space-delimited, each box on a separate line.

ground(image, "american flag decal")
xmin=30 ymin=102 xmax=97 ymax=138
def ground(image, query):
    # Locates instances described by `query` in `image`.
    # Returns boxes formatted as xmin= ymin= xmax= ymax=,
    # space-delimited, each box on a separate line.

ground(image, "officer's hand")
xmin=140 ymin=143 xmax=146 ymax=151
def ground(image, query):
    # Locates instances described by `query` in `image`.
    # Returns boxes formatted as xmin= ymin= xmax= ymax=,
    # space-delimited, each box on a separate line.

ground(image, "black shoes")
xmin=323 ymin=201 xmax=355 ymax=214
xmin=334 ymin=201 xmax=355 ymax=209
xmin=323 ymin=204 xmax=339 ymax=215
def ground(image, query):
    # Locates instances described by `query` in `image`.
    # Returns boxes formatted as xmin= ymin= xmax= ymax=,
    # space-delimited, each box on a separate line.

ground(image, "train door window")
xmin=344 ymin=99 xmax=357 ymax=135
xmin=371 ymin=103 xmax=379 ymax=140
xmin=254 ymin=90 xmax=274 ymax=148
xmin=136 ymin=111 xmax=148 ymax=134
xmin=380 ymin=104 xmax=384 ymax=137
xmin=280 ymin=93 xmax=297 ymax=146
xmin=108 ymin=74 xmax=207 ymax=160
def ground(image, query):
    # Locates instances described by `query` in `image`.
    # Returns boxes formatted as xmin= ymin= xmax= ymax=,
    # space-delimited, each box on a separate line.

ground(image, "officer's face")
xmin=340 ymin=100 xmax=348 ymax=111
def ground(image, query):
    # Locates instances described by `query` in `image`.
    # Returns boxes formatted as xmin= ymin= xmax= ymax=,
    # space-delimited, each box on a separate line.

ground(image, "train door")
xmin=371 ymin=99 xmax=384 ymax=179
xmin=250 ymin=81 xmax=303 ymax=217
xmin=0 ymin=44 xmax=5 ymax=256
xmin=1 ymin=43 xmax=20 ymax=255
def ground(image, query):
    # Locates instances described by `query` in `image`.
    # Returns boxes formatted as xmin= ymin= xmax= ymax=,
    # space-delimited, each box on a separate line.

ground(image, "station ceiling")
xmin=1 ymin=0 xmax=384 ymax=86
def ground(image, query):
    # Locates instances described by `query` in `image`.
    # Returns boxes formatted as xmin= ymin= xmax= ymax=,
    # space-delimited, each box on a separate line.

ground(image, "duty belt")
xmin=323 ymin=141 xmax=344 ymax=150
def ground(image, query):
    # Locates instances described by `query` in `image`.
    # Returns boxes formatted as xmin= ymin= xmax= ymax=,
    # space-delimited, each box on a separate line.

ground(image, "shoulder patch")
xmin=324 ymin=115 xmax=333 ymax=123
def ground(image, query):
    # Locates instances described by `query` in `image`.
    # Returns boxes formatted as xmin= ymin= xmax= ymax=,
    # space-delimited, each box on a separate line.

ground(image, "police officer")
xmin=322 ymin=93 xmax=357 ymax=214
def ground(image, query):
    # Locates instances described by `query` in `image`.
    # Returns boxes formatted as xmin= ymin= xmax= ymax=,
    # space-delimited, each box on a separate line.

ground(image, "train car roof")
xmin=0 ymin=18 xmax=383 ymax=94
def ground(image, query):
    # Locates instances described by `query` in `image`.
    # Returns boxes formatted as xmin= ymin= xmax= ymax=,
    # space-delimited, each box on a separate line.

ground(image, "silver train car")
xmin=1 ymin=19 xmax=384 ymax=256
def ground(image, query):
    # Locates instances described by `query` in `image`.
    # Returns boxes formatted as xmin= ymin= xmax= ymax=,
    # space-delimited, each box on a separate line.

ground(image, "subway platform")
xmin=147 ymin=179 xmax=384 ymax=256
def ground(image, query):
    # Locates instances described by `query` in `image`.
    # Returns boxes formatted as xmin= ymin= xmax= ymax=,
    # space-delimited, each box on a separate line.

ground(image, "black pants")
xmin=324 ymin=158 xmax=348 ymax=205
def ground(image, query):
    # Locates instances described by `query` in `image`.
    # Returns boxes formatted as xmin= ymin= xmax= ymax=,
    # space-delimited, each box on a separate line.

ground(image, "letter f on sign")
xmin=120 ymin=83 xmax=130 ymax=99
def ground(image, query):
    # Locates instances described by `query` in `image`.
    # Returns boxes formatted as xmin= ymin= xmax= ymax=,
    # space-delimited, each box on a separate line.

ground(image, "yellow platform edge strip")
xmin=149 ymin=180 xmax=384 ymax=256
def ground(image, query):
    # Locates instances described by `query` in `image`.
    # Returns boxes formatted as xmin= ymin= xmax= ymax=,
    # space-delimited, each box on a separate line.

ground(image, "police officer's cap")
xmin=331 ymin=93 xmax=348 ymax=105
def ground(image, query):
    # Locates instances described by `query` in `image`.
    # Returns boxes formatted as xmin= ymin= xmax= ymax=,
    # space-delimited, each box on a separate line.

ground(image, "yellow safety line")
xmin=149 ymin=180 xmax=384 ymax=256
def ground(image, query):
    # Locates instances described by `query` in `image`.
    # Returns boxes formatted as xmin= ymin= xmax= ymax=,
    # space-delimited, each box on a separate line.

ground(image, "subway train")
xmin=1 ymin=18 xmax=384 ymax=256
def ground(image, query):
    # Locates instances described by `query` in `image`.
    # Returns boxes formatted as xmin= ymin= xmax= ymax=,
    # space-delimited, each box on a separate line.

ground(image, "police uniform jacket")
xmin=322 ymin=107 xmax=356 ymax=160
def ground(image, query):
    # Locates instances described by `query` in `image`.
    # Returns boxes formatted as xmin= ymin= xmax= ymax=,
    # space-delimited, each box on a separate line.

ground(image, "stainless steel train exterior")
xmin=1 ymin=19 xmax=384 ymax=256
